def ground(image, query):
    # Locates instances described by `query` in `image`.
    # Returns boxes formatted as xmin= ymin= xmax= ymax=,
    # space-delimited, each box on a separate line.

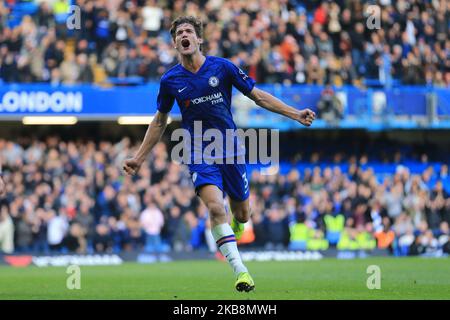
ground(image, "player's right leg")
xmin=197 ymin=184 xmax=254 ymax=292
xmin=220 ymin=163 xmax=251 ymax=240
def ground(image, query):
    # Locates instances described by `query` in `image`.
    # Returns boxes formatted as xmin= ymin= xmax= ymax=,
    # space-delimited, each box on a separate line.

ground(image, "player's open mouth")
xmin=181 ymin=39 xmax=190 ymax=48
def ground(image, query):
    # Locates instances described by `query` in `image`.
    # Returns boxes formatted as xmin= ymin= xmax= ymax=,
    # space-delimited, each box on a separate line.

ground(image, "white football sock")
xmin=212 ymin=223 xmax=248 ymax=276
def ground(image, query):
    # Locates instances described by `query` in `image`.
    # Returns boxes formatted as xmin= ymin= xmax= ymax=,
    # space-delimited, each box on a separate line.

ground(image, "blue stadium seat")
xmin=7 ymin=1 xmax=39 ymax=28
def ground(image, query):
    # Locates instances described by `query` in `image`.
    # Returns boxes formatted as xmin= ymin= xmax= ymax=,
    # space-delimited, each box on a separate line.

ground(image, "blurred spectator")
xmin=63 ymin=222 xmax=87 ymax=253
xmin=438 ymin=222 xmax=450 ymax=253
xmin=122 ymin=215 xmax=145 ymax=251
xmin=47 ymin=209 xmax=68 ymax=252
xmin=117 ymin=47 xmax=141 ymax=78
xmin=15 ymin=212 xmax=33 ymax=252
xmin=265 ymin=207 xmax=289 ymax=250
xmin=172 ymin=211 xmax=194 ymax=252
xmin=140 ymin=191 xmax=165 ymax=253
xmin=73 ymin=199 xmax=95 ymax=246
xmin=251 ymin=210 xmax=267 ymax=247
xmin=384 ymin=183 xmax=404 ymax=219
xmin=317 ymin=85 xmax=343 ymax=123
xmin=374 ymin=217 xmax=395 ymax=251
xmin=93 ymin=222 xmax=113 ymax=253
xmin=190 ymin=204 xmax=209 ymax=250
xmin=142 ymin=0 xmax=164 ymax=38
xmin=76 ymin=53 xmax=94 ymax=83
xmin=60 ymin=52 xmax=79 ymax=84
xmin=0 ymin=204 xmax=14 ymax=253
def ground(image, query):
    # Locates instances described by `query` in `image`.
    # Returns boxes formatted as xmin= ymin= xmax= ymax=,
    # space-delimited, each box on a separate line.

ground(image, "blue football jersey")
xmin=156 ymin=56 xmax=256 ymax=164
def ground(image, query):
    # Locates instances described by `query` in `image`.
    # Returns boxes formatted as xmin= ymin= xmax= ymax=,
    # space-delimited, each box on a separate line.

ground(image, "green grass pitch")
xmin=1 ymin=257 xmax=449 ymax=300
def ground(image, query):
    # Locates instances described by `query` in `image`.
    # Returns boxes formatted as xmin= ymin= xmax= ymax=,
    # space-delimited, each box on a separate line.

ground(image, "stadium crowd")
xmin=0 ymin=136 xmax=449 ymax=256
xmin=0 ymin=0 xmax=449 ymax=86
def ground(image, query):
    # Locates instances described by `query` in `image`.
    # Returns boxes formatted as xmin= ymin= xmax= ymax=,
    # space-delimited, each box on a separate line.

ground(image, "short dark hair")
xmin=170 ymin=16 xmax=203 ymax=41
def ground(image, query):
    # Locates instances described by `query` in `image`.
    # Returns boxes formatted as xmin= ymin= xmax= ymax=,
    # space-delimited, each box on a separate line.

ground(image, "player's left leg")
xmin=219 ymin=163 xmax=255 ymax=292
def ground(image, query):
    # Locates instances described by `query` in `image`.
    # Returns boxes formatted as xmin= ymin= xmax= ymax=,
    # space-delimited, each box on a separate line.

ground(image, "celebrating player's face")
xmin=174 ymin=23 xmax=202 ymax=56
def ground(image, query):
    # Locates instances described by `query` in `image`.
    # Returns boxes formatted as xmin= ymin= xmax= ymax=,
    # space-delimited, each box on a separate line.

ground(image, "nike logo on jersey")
xmin=178 ymin=87 xmax=187 ymax=93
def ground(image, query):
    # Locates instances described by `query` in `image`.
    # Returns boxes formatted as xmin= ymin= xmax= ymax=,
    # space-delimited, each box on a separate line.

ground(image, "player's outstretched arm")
xmin=247 ymin=87 xmax=316 ymax=127
xmin=123 ymin=111 xmax=169 ymax=176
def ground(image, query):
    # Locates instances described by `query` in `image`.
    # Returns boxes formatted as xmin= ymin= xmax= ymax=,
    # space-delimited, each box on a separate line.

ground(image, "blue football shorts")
xmin=189 ymin=162 xmax=250 ymax=202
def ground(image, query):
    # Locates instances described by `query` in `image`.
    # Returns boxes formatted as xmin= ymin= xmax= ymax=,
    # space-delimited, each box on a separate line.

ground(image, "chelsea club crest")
xmin=208 ymin=76 xmax=219 ymax=87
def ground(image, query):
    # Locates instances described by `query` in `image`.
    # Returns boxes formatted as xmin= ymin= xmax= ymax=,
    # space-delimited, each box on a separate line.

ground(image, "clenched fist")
xmin=298 ymin=108 xmax=316 ymax=127
xmin=123 ymin=158 xmax=143 ymax=176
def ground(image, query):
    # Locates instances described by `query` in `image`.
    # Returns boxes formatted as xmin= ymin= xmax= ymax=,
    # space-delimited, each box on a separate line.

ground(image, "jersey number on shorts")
xmin=242 ymin=172 xmax=249 ymax=191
